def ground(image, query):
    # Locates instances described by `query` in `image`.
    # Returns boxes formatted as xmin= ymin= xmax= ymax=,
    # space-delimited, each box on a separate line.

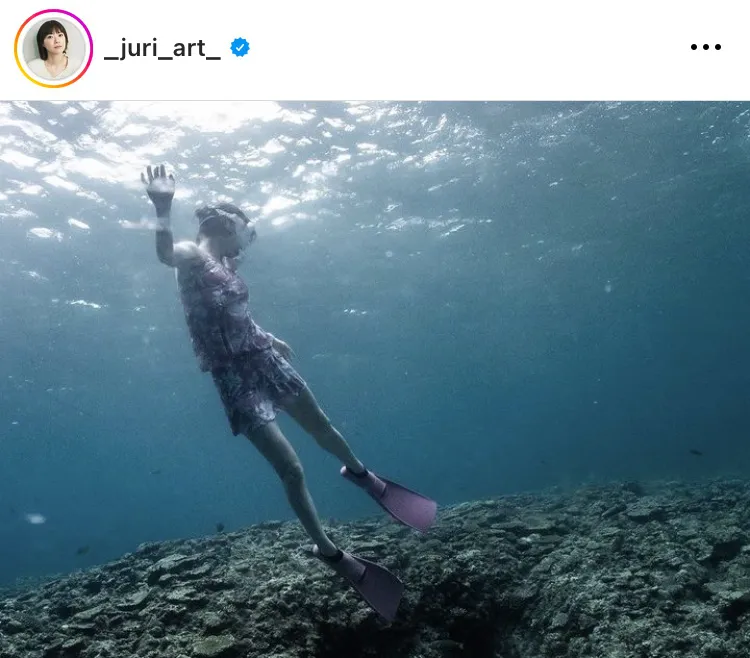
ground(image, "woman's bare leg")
xmin=281 ymin=386 xmax=366 ymax=474
xmin=244 ymin=420 xmax=338 ymax=556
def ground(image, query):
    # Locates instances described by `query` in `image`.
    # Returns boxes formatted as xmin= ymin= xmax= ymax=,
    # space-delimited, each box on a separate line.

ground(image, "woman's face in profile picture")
xmin=37 ymin=22 xmax=68 ymax=59
xmin=43 ymin=29 xmax=66 ymax=55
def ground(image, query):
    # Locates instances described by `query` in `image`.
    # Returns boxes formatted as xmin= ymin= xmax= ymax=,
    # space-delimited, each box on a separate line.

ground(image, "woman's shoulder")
xmin=26 ymin=58 xmax=45 ymax=73
xmin=60 ymin=56 xmax=84 ymax=78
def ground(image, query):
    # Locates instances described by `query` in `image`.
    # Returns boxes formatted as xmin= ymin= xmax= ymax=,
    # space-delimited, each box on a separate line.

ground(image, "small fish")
xmin=689 ymin=449 xmax=703 ymax=457
xmin=150 ymin=469 xmax=162 ymax=475
xmin=215 ymin=522 xmax=225 ymax=533
xmin=25 ymin=513 xmax=46 ymax=525
xmin=76 ymin=545 xmax=90 ymax=556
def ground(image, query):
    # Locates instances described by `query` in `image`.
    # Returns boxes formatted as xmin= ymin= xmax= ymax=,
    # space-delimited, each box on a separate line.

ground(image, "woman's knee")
xmin=294 ymin=404 xmax=334 ymax=441
xmin=278 ymin=459 xmax=305 ymax=487
xmin=307 ymin=416 xmax=341 ymax=450
xmin=245 ymin=422 xmax=305 ymax=486
xmin=284 ymin=387 xmax=334 ymax=437
xmin=312 ymin=413 xmax=336 ymax=439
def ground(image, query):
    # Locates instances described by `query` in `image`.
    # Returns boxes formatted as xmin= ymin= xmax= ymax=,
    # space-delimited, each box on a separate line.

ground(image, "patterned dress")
xmin=176 ymin=253 xmax=306 ymax=435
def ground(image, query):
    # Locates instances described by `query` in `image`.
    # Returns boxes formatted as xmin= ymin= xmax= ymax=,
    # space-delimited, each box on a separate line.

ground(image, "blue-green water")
xmin=1 ymin=101 xmax=749 ymax=588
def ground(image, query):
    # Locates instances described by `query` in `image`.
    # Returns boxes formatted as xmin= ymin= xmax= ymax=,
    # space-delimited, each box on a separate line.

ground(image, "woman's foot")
xmin=307 ymin=545 xmax=404 ymax=621
xmin=340 ymin=466 xmax=437 ymax=533
xmin=345 ymin=463 xmax=368 ymax=477
xmin=316 ymin=546 xmax=344 ymax=562
xmin=316 ymin=542 xmax=342 ymax=560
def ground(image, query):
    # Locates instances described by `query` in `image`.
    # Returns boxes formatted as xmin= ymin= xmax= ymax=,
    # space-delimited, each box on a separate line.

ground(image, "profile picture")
xmin=15 ymin=10 xmax=93 ymax=88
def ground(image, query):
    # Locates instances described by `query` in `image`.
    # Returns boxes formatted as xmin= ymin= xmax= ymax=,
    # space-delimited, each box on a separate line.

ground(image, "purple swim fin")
xmin=309 ymin=546 xmax=404 ymax=622
xmin=341 ymin=466 xmax=437 ymax=533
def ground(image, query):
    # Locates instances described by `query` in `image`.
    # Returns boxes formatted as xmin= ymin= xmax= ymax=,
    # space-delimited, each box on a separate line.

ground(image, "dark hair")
xmin=195 ymin=203 xmax=255 ymax=242
xmin=36 ymin=21 xmax=68 ymax=61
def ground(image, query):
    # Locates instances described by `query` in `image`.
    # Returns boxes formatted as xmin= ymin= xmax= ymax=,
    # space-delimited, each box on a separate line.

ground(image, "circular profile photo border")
xmin=14 ymin=9 xmax=93 ymax=88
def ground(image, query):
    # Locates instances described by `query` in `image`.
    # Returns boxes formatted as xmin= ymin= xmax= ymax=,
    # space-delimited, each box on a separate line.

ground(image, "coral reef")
xmin=2 ymin=478 xmax=750 ymax=657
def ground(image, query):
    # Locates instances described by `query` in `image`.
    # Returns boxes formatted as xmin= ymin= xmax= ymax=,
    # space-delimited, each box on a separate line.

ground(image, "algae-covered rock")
xmin=193 ymin=634 xmax=237 ymax=657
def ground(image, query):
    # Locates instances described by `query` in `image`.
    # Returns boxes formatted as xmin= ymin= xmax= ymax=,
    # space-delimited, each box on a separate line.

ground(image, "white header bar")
xmin=1 ymin=1 xmax=748 ymax=100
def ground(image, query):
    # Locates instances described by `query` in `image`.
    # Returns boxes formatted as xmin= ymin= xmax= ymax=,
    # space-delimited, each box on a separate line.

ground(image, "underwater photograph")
xmin=1 ymin=100 xmax=749 ymax=657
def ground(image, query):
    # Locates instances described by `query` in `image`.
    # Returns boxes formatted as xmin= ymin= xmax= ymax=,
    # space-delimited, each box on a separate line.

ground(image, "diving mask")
xmin=235 ymin=219 xmax=255 ymax=250
xmin=198 ymin=205 xmax=256 ymax=251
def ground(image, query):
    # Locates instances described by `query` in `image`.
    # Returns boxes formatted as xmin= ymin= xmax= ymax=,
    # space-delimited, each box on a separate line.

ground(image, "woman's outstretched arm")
xmin=141 ymin=164 xmax=200 ymax=268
